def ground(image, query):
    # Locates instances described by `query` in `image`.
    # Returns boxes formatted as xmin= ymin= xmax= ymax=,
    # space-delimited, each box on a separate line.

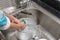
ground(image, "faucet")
xmin=19 ymin=0 xmax=31 ymax=8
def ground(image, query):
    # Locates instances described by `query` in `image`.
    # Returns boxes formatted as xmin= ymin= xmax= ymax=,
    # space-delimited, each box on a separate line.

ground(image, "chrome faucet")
xmin=19 ymin=0 xmax=31 ymax=8
xmin=15 ymin=0 xmax=31 ymax=8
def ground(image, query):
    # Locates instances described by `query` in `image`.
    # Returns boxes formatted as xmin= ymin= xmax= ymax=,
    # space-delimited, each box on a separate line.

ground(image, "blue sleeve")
xmin=0 ymin=10 xmax=10 ymax=30
xmin=0 ymin=13 xmax=7 ymax=27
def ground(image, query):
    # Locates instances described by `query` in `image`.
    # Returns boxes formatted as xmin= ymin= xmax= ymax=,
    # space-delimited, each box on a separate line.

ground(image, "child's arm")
xmin=4 ymin=11 xmax=25 ymax=31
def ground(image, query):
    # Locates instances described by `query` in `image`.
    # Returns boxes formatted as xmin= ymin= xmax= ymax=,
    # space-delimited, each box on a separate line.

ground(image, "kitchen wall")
xmin=0 ymin=0 xmax=16 ymax=9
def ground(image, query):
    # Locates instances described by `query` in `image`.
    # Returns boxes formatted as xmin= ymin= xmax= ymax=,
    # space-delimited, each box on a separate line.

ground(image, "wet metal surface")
xmin=6 ymin=1 xmax=60 ymax=40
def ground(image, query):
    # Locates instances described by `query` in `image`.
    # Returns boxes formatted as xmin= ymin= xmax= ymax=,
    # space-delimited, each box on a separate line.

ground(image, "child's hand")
xmin=10 ymin=17 xmax=25 ymax=31
xmin=9 ymin=22 xmax=25 ymax=31
xmin=4 ymin=10 xmax=25 ymax=31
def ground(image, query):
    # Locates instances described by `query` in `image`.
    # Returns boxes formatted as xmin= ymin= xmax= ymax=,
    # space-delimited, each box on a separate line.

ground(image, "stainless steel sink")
xmin=7 ymin=1 xmax=60 ymax=40
xmin=9 ymin=8 xmax=56 ymax=40
xmin=13 ymin=8 xmax=39 ymax=24
xmin=1 ymin=1 xmax=60 ymax=40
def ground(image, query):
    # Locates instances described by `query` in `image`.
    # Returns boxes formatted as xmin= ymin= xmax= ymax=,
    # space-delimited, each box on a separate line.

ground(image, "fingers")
xmin=9 ymin=22 xmax=25 ymax=32
xmin=11 ymin=20 xmax=18 ymax=24
xmin=11 ymin=18 xmax=20 ymax=24
xmin=10 ymin=23 xmax=19 ymax=29
xmin=17 ymin=22 xmax=26 ymax=31
xmin=11 ymin=19 xmax=26 ymax=30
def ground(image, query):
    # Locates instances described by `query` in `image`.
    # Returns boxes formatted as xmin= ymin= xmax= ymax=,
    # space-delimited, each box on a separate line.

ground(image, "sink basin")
xmin=1 ymin=1 xmax=60 ymax=40
xmin=4 ymin=1 xmax=60 ymax=40
xmin=9 ymin=8 xmax=56 ymax=40
xmin=22 ymin=8 xmax=60 ymax=39
xmin=13 ymin=8 xmax=42 ymax=24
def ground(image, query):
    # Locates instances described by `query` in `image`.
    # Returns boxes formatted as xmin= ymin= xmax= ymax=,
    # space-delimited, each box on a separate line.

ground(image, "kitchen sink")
xmin=5 ymin=1 xmax=60 ymax=40
xmin=13 ymin=8 xmax=39 ymax=24
xmin=6 ymin=8 xmax=55 ymax=40
xmin=1 ymin=2 xmax=60 ymax=40
xmin=1 ymin=1 xmax=60 ymax=40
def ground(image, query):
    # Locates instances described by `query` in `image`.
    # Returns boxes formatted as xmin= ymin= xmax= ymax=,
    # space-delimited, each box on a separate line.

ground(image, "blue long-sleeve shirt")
xmin=0 ymin=10 xmax=10 ymax=30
